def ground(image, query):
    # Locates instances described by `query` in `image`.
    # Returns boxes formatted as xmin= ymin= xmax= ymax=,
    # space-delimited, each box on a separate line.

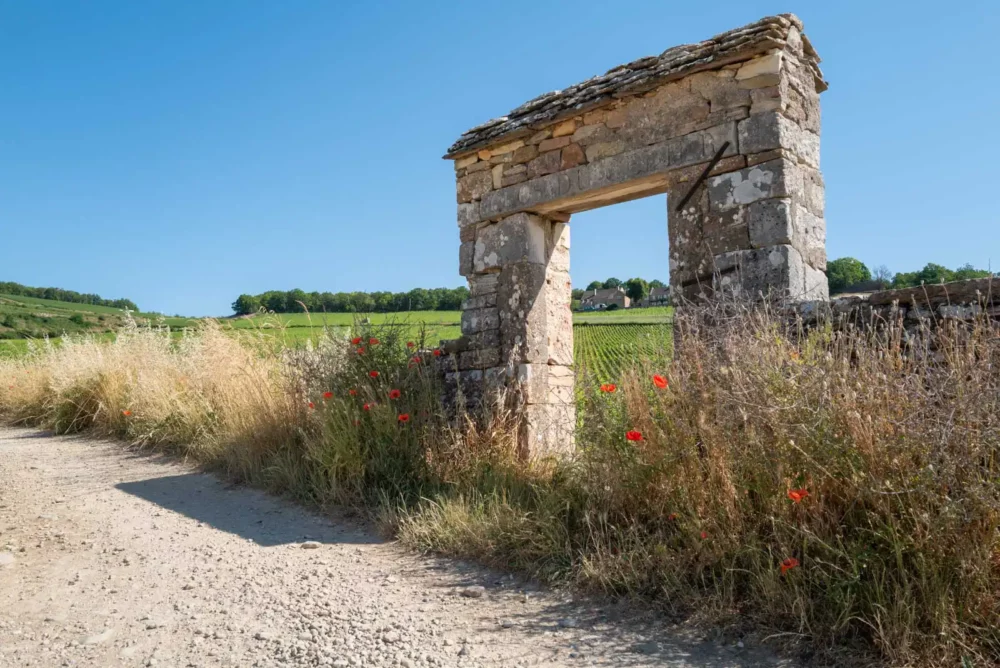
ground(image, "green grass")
xmin=1 ymin=300 xmax=674 ymax=365
xmin=574 ymin=323 xmax=672 ymax=380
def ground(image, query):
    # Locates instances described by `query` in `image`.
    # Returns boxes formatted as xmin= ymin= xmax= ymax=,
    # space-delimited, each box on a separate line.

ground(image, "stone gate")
xmin=442 ymin=14 xmax=828 ymax=457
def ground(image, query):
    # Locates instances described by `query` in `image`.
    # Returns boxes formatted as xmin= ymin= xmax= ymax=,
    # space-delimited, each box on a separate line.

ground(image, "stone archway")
xmin=443 ymin=14 xmax=828 ymax=457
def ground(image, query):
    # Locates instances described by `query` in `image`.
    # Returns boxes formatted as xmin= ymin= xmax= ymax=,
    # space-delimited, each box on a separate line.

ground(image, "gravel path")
xmin=0 ymin=427 xmax=793 ymax=667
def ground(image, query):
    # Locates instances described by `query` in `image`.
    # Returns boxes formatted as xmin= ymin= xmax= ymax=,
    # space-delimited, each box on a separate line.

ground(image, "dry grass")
xmin=1 ymin=306 xmax=998 ymax=665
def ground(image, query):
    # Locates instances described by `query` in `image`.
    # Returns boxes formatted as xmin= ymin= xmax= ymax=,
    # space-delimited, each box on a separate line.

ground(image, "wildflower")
xmin=780 ymin=557 xmax=800 ymax=574
xmin=652 ymin=374 xmax=668 ymax=389
xmin=363 ymin=403 xmax=372 ymax=411
xmin=787 ymin=488 xmax=809 ymax=504
xmin=599 ymin=383 xmax=617 ymax=393
xmin=790 ymin=350 xmax=801 ymax=361
xmin=348 ymin=389 xmax=357 ymax=396
xmin=668 ymin=513 xmax=677 ymax=521
xmin=369 ymin=337 xmax=379 ymax=345
xmin=322 ymin=391 xmax=333 ymax=400
xmin=121 ymin=410 xmax=132 ymax=417
xmin=625 ymin=430 xmax=643 ymax=442
xmin=356 ymin=347 xmax=365 ymax=355
xmin=406 ymin=341 xmax=415 ymax=348
xmin=351 ymin=337 xmax=362 ymax=345
xmin=388 ymin=389 xmax=401 ymax=400
xmin=432 ymin=349 xmax=442 ymax=357
xmin=398 ymin=413 xmax=410 ymax=423
xmin=308 ymin=402 xmax=315 ymax=410
xmin=369 ymin=370 xmax=379 ymax=378
xmin=700 ymin=531 xmax=708 ymax=540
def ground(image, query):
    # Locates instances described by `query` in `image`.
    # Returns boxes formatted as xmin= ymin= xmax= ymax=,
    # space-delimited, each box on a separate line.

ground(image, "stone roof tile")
xmin=445 ymin=14 xmax=823 ymax=158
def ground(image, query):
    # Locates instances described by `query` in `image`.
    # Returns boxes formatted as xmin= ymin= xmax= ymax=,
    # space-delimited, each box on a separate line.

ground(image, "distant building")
xmin=579 ymin=286 xmax=630 ymax=310
xmin=637 ymin=285 xmax=671 ymax=308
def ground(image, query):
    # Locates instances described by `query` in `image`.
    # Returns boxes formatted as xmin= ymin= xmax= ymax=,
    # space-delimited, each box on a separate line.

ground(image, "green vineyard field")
xmin=573 ymin=323 xmax=673 ymax=382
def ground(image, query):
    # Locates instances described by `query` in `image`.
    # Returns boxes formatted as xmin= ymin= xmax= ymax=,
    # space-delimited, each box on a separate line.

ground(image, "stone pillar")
xmin=668 ymin=43 xmax=828 ymax=303
xmin=454 ymin=212 xmax=574 ymax=458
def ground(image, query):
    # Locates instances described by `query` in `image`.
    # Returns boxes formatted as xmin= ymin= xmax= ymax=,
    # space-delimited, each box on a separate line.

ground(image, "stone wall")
xmin=443 ymin=14 xmax=829 ymax=457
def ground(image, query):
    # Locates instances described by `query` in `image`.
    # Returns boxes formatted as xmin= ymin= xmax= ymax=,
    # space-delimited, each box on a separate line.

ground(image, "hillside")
xmin=0 ymin=294 xmax=196 ymax=356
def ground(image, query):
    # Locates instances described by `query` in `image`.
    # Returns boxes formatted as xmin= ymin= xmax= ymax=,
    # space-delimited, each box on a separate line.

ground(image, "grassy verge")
xmin=0 ymin=306 xmax=997 ymax=665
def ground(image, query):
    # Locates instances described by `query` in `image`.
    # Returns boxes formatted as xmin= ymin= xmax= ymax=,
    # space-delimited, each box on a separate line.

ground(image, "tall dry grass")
xmin=1 ymin=307 xmax=998 ymax=665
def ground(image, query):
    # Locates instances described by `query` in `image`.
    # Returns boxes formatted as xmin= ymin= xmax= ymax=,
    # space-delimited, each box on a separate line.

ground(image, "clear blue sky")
xmin=2 ymin=1 xmax=997 ymax=316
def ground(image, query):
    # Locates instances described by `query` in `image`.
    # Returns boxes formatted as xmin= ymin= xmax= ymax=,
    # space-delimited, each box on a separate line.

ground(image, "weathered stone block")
xmin=585 ymin=140 xmax=626 ymax=163
xmin=455 ymin=154 xmax=479 ymax=170
xmin=461 ymin=307 xmax=500 ymax=335
xmin=714 ymin=244 xmax=817 ymax=301
xmin=497 ymin=262 xmax=573 ymax=366
xmin=491 ymin=164 xmax=504 ymax=189
xmin=520 ymin=403 xmax=575 ymax=458
xmin=456 ymin=171 xmax=493 ymax=204
xmin=458 ymin=347 xmax=500 ymax=370
xmin=548 ymin=222 xmax=570 ymax=274
xmin=794 ymin=203 xmax=826 ymax=270
xmin=551 ymin=119 xmax=577 ymax=137
xmin=473 ymin=214 xmax=547 ymax=273
xmin=512 ymin=145 xmax=538 ymax=164
xmin=459 ymin=241 xmax=474 ymax=276
xmin=738 ymin=111 xmax=819 ymax=168
xmin=465 ymin=329 xmax=500 ymax=350
xmin=457 ymin=202 xmax=480 ymax=228
xmin=735 ymin=52 xmax=782 ymax=84
xmin=462 ymin=293 xmax=497 ymax=310
xmin=526 ymin=150 xmax=562 ymax=178
xmin=702 ymin=207 xmax=751 ymax=256
xmin=560 ymin=143 xmax=586 ymax=170
xmin=465 ymin=160 xmax=492 ymax=174
xmin=747 ymin=197 xmax=793 ymax=247
xmin=571 ymin=123 xmax=612 ymax=146
xmin=538 ymin=136 xmax=571 ymax=152
xmin=468 ymin=273 xmax=498 ymax=296
xmin=707 ymin=158 xmax=795 ymax=211
xmin=516 ymin=363 xmax=575 ymax=405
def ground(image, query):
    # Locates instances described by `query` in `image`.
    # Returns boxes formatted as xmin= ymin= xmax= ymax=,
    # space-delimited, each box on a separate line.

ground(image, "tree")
xmin=649 ymin=279 xmax=666 ymax=289
xmin=585 ymin=281 xmax=602 ymax=291
xmin=571 ymin=288 xmax=585 ymax=301
xmin=625 ymin=277 xmax=649 ymax=302
xmin=826 ymin=257 xmax=871 ymax=294
xmin=953 ymin=263 xmax=993 ymax=281
xmin=231 ymin=294 xmax=260 ymax=315
xmin=872 ymin=265 xmax=893 ymax=289
xmin=602 ymin=277 xmax=622 ymax=289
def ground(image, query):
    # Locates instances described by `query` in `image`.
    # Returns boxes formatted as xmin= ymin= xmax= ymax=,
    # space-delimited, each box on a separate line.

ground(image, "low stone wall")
xmin=793 ymin=278 xmax=999 ymax=336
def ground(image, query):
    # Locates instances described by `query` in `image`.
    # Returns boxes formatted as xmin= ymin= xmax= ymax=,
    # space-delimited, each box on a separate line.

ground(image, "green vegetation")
xmin=827 ymin=258 xmax=996 ymax=294
xmin=231 ymin=287 xmax=470 ymax=315
xmin=575 ymin=323 xmax=671 ymax=380
xmin=0 ymin=281 xmax=138 ymax=311
xmin=3 ymin=304 xmax=998 ymax=665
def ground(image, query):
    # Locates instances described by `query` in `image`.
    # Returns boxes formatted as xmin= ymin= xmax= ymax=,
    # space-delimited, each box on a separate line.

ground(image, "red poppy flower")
xmin=388 ymin=389 xmax=401 ymax=400
xmin=323 ymin=391 xmax=333 ymax=400
xmin=308 ymin=402 xmax=315 ymax=410
xmin=700 ymin=531 xmax=708 ymax=540
xmin=122 ymin=410 xmax=132 ymax=417
xmin=356 ymin=347 xmax=365 ymax=355
xmin=363 ymin=403 xmax=372 ymax=411
xmin=599 ymin=383 xmax=617 ymax=393
xmin=668 ymin=513 xmax=677 ymax=521
xmin=411 ymin=356 xmax=421 ymax=364
xmin=351 ymin=337 xmax=362 ymax=345
xmin=432 ymin=349 xmax=441 ymax=357
xmin=787 ymin=488 xmax=809 ymax=504
xmin=780 ymin=557 xmax=800 ymax=574
xmin=652 ymin=374 xmax=668 ymax=389
xmin=348 ymin=389 xmax=357 ymax=396
xmin=369 ymin=370 xmax=379 ymax=378
xmin=369 ymin=337 xmax=379 ymax=345
xmin=398 ymin=413 xmax=410 ymax=423
xmin=406 ymin=341 xmax=415 ymax=348
xmin=625 ymin=430 xmax=643 ymax=442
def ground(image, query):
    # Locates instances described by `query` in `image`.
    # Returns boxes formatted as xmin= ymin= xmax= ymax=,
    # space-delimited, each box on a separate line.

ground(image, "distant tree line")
xmin=827 ymin=258 xmax=996 ymax=295
xmin=573 ymin=277 xmax=667 ymax=303
xmin=232 ymin=287 xmax=470 ymax=315
xmin=0 ymin=281 xmax=138 ymax=311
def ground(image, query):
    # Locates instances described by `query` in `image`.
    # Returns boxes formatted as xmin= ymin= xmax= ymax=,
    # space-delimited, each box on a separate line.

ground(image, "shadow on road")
xmin=116 ymin=472 xmax=384 ymax=547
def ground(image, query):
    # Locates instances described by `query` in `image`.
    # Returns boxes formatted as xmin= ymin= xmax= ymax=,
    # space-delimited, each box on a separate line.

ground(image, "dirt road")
xmin=0 ymin=427 xmax=791 ymax=667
